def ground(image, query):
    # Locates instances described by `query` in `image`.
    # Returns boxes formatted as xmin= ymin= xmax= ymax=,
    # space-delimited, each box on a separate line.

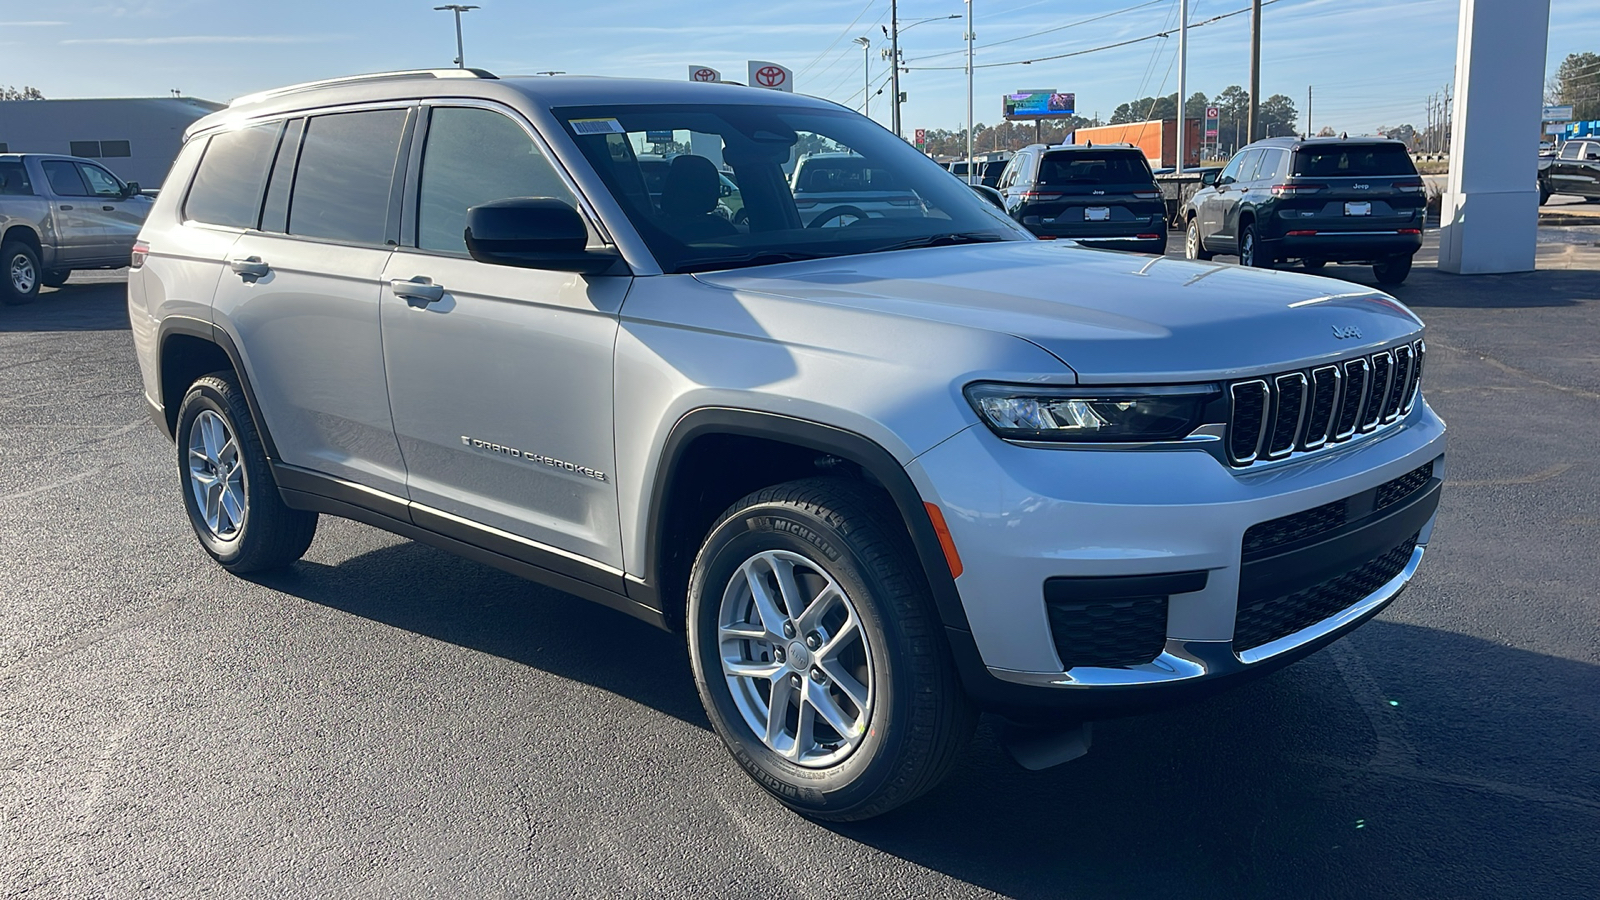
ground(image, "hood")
xmin=694 ymin=242 xmax=1424 ymax=383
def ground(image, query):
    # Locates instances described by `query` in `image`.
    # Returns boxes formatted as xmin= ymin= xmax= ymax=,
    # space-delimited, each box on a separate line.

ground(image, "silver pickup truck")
xmin=1 ymin=153 xmax=153 ymax=304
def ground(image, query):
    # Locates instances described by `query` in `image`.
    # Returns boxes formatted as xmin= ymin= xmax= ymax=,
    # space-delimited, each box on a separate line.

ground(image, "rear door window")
xmin=1559 ymin=141 xmax=1583 ymax=160
xmin=0 ymin=160 xmax=32 ymax=195
xmin=1250 ymin=149 xmax=1287 ymax=183
xmin=1037 ymin=152 xmax=1152 ymax=186
xmin=1219 ymin=149 xmax=1258 ymax=185
xmin=184 ymin=123 xmax=281 ymax=228
xmin=288 ymin=109 xmax=408 ymax=246
xmin=1292 ymin=144 xmax=1416 ymax=177
xmin=415 ymin=106 xmax=578 ymax=254
xmin=42 ymin=160 xmax=90 ymax=196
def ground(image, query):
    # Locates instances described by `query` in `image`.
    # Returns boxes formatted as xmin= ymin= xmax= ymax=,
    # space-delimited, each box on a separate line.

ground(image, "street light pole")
xmin=854 ymin=36 xmax=872 ymax=118
xmin=890 ymin=0 xmax=901 ymax=138
xmin=433 ymin=4 xmax=478 ymax=69
xmin=1176 ymin=0 xmax=1188 ymax=174
xmin=1248 ymin=0 xmax=1261 ymax=143
xmin=966 ymin=0 xmax=975 ymax=183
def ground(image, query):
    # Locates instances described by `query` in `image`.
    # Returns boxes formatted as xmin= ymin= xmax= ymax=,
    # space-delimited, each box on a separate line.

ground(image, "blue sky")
xmin=3 ymin=0 xmax=1598 ymax=134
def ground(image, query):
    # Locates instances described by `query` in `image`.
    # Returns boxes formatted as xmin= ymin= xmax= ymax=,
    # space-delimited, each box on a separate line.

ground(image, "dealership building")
xmin=0 ymin=96 xmax=223 ymax=188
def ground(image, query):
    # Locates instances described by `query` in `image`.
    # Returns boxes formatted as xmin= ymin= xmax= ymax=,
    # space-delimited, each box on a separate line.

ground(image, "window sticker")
xmin=569 ymin=118 xmax=626 ymax=136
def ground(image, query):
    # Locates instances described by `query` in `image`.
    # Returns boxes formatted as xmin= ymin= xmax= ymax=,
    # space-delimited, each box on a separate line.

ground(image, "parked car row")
xmin=1538 ymin=137 xmax=1600 ymax=206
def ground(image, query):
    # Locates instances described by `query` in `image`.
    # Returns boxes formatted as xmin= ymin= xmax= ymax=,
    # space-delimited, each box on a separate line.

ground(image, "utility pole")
xmin=1248 ymin=0 xmax=1262 ymax=142
xmin=965 ymin=0 xmax=975 ymax=182
xmin=1307 ymin=84 xmax=1313 ymax=136
xmin=890 ymin=0 xmax=902 ymax=138
xmin=1176 ymin=0 xmax=1188 ymax=173
xmin=854 ymin=36 xmax=872 ymax=118
xmin=434 ymin=4 xmax=478 ymax=69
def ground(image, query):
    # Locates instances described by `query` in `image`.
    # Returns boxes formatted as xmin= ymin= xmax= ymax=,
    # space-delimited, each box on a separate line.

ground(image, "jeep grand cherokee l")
xmin=129 ymin=69 xmax=1446 ymax=821
xmin=1183 ymin=136 xmax=1425 ymax=284
xmin=997 ymin=143 xmax=1168 ymax=254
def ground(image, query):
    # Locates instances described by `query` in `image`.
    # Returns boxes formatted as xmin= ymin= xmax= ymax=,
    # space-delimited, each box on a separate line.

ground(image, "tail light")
xmin=1286 ymin=230 xmax=1318 ymax=237
xmin=1132 ymin=191 xmax=1161 ymax=199
xmin=1271 ymin=183 xmax=1327 ymax=196
xmin=1398 ymin=228 xmax=1422 ymax=235
xmin=1016 ymin=191 xmax=1064 ymax=200
xmin=1394 ymin=179 xmax=1426 ymax=193
xmin=130 ymin=241 xmax=149 ymax=269
xmin=1136 ymin=234 xmax=1162 ymax=239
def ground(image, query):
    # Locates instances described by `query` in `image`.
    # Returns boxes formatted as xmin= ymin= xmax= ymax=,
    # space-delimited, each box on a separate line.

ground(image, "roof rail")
xmin=230 ymin=68 xmax=497 ymax=108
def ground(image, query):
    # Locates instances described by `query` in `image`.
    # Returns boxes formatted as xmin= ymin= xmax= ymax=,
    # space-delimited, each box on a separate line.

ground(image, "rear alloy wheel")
xmin=1374 ymin=255 xmax=1413 ymax=285
xmin=1 ymin=241 xmax=40 ymax=305
xmin=1185 ymin=217 xmax=1214 ymax=261
xmin=1239 ymin=223 xmax=1271 ymax=268
xmin=176 ymin=373 xmax=317 ymax=573
xmin=688 ymin=478 xmax=974 ymax=821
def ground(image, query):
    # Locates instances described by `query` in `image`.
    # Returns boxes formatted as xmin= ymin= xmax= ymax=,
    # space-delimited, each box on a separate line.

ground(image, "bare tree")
xmin=0 ymin=85 xmax=45 ymax=101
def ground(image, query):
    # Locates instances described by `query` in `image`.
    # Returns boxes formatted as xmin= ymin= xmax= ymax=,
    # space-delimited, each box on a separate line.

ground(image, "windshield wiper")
xmin=677 ymin=250 xmax=829 ymax=274
xmin=866 ymin=232 xmax=1009 ymax=254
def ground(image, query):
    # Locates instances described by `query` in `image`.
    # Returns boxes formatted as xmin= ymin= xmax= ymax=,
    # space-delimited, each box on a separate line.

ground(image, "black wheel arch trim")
xmin=155 ymin=315 xmax=278 ymax=460
xmin=638 ymin=407 xmax=975 ymax=638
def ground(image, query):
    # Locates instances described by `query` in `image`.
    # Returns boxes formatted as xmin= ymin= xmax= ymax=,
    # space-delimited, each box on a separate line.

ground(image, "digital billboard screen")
xmin=1004 ymin=91 xmax=1075 ymax=120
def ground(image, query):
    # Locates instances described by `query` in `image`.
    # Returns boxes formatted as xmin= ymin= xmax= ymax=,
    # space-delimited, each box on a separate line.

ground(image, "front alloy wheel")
xmin=688 ymin=478 xmax=974 ymax=821
xmin=717 ymin=550 xmax=874 ymax=768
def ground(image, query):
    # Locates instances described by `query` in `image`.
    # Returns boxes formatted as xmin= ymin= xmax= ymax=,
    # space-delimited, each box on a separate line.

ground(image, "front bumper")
xmin=906 ymin=399 xmax=1446 ymax=715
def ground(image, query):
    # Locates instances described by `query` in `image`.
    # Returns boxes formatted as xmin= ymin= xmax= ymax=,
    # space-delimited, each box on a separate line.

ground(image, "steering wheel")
xmin=806 ymin=205 xmax=871 ymax=228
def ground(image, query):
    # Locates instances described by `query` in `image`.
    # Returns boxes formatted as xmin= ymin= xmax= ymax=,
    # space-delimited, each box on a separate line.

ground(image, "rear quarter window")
xmin=1292 ymin=144 xmax=1416 ymax=178
xmin=184 ymin=123 xmax=282 ymax=228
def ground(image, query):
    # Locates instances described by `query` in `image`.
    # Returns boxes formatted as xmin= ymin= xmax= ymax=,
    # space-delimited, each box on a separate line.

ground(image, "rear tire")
xmin=1184 ymin=217 xmax=1214 ymax=261
xmin=1539 ymin=186 xmax=1551 ymax=206
xmin=687 ymin=477 xmax=975 ymax=821
xmin=175 ymin=372 xmax=317 ymax=573
xmin=1 ymin=241 xmax=41 ymax=305
xmin=1374 ymin=255 xmax=1413 ymax=285
xmin=1302 ymin=259 xmax=1327 ymax=272
xmin=1239 ymin=223 xmax=1271 ymax=268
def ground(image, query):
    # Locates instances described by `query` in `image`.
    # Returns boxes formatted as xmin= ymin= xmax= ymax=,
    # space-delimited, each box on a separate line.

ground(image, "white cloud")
xmin=0 ymin=20 xmax=70 ymax=26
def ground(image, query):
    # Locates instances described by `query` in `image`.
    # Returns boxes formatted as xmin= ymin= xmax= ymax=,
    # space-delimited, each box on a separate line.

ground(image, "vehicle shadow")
xmin=0 ymin=280 xmax=132 ymax=331
xmin=257 ymin=537 xmax=1599 ymax=898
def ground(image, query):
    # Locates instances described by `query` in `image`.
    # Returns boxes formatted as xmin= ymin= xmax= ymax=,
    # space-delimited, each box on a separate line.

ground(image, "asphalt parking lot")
xmin=3 ymin=236 xmax=1597 ymax=898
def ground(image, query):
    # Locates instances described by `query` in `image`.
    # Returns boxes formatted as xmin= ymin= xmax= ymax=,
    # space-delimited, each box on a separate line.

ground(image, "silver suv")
xmin=130 ymin=70 xmax=1446 ymax=821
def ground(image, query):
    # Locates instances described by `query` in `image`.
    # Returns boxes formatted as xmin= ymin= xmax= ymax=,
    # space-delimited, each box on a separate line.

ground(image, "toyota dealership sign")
xmin=747 ymin=60 xmax=794 ymax=92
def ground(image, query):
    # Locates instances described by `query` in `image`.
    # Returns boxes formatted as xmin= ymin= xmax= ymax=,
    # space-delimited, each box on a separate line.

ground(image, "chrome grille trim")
xmin=1228 ymin=380 xmax=1271 ymax=465
xmin=1224 ymin=340 xmax=1426 ymax=470
xmin=1303 ymin=365 xmax=1341 ymax=450
xmin=1266 ymin=373 xmax=1308 ymax=459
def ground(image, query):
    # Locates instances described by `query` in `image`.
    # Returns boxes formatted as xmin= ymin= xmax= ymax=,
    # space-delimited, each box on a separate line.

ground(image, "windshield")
xmin=557 ymin=103 xmax=1030 ymax=273
xmin=1038 ymin=151 xmax=1154 ymax=186
xmin=1292 ymin=144 xmax=1416 ymax=178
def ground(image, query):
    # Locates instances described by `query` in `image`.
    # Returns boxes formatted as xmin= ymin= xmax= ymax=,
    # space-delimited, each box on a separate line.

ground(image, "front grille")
xmin=1046 ymin=596 xmax=1169 ymax=669
xmin=1242 ymin=459 xmax=1437 ymax=557
xmin=1227 ymin=340 xmax=1426 ymax=467
xmin=1234 ymin=532 xmax=1419 ymax=652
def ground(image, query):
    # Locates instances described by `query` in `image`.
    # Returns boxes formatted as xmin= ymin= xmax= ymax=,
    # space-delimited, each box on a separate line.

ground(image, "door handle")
xmin=59 ymin=204 xmax=73 ymax=210
xmin=391 ymin=276 xmax=445 ymax=306
xmin=228 ymin=256 xmax=270 ymax=278
xmin=103 ymin=205 xmax=117 ymax=211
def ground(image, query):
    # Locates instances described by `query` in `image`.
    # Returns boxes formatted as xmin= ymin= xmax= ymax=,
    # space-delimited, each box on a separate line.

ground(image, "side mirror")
xmin=464 ymin=197 xmax=620 ymax=275
xmin=1200 ymin=169 xmax=1219 ymax=187
xmin=719 ymin=182 xmax=734 ymax=198
xmin=123 ymin=181 xmax=142 ymax=197
xmin=969 ymin=183 xmax=1006 ymax=210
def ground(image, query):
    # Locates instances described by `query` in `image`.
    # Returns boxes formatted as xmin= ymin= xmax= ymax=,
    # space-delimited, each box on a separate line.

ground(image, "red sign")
xmin=692 ymin=68 xmax=718 ymax=82
xmin=755 ymin=66 xmax=786 ymax=88
xmin=914 ymin=128 xmax=926 ymax=146
xmin=1206 ymin=106 xmax=1220 ymax=120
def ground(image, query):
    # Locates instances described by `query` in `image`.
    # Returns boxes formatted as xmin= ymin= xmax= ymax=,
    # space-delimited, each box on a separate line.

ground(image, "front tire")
xmin=1 ymin=241 xmax=41 ymax=305
xmin=1374 ymin=255 xmax=1413 ymax=285
xmin=687 ymin=478 xmax=975 ymax=821
xmin=175 ymin=372 xmax=317 ymax=573
xmin=1185 ymin=217 xmax=1214 ymax=260
xmin=1302 ymin=259 xmax=1327 ymax=272
xmin=41 ymin=269 xmax=71 ymax=288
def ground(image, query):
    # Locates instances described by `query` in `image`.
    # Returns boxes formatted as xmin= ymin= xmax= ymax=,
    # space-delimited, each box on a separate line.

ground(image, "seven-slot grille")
xmin=1227 ymin=340 xmax=1425 ymax=466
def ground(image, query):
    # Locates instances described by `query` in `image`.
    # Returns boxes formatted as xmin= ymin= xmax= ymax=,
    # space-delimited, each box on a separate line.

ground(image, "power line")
xmin=906 ymin=0 xmax=1169 ymax=64
xmin=903 ymin=0 xmax=1287 ymax=71
xmin=796 ymin=0 xmax=879 ymax=77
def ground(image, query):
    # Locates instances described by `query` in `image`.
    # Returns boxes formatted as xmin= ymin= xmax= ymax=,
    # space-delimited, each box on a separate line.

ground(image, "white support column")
xmin=1438 ymin=0 xmax=1551 ymax=274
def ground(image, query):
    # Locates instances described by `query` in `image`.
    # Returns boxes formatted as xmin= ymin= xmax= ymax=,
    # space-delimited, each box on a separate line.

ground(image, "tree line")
xmin=918 ymin=86 xmax=1300 ymax=159
xmin=1549 ymin=52 xmax=1600 ymax=122
xmin=1 ymin=86 xmax=45 ymax=101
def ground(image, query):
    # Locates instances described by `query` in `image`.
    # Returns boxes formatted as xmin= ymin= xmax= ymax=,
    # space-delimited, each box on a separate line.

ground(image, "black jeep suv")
xmin=997 ymin=144 xmax=1167 ymax=254
xmin=1183 ymin=136 xmax=1425 ymax=284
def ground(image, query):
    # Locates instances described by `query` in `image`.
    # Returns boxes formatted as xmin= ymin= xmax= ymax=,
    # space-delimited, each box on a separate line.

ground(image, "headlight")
xmin=964 ymin=382 xmax=1219 ymax=443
